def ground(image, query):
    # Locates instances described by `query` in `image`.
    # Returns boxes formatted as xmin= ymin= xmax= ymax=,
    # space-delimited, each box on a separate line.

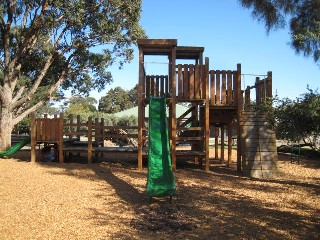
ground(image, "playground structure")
xmin=137 ymin=39 xmax=277 ymax=177
xmin=29 ymin=39 xmax=278 ymax=178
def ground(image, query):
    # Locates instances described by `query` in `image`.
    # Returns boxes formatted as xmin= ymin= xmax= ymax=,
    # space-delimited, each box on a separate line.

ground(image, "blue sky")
xmin=93 ymin=0 xmax=319 ymax=101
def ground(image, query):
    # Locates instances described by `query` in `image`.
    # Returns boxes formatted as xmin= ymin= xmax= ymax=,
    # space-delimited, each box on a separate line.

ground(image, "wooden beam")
xmin=30 ymin=113 xmax=36 ymax=163
xmin=171 ymin=46 xmax=177 ymax=170
xmin=138 ymin=47 xmax=144 ymax=170
xmin=204 ymin=57 xmax=210 ymax=172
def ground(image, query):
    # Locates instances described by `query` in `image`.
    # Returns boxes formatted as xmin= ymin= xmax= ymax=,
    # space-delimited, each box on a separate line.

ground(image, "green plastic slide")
xmin=146 ymin=96 xmax=176 ymax=198
xmin=0 ymin=137 xmax=31 ymax=158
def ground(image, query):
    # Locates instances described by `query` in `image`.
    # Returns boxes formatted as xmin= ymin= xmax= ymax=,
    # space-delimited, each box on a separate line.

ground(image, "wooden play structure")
xmin=137 ymin=39 xmax=277 ymax=177
xmin=30 ymin=38 xmax=278 ymax=178
xmin=30 ymin=114 xmax=140 ymax=164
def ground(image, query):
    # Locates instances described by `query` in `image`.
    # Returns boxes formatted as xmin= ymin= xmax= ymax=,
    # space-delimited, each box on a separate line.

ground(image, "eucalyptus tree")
xmin=0 ymin=0 xmax=145 ymax=150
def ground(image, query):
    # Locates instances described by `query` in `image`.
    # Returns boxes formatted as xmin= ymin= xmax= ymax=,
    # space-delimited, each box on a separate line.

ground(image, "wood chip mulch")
xmin=0 ymin=150 xmax=319 ymax=240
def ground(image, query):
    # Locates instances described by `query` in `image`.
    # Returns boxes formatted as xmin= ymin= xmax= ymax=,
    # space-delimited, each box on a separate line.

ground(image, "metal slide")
xmin=146 ymin=96 xmax=176 ymax=199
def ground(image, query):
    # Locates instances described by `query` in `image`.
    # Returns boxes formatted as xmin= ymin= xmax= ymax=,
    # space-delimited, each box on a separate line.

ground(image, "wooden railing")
xmin=145 ymin=75 xmax=169 ymax=97
xmin=176 ymin=64 xmax=207 ymax=100
xmin=243 ymin=73 xmax=272 ymax=109
xmin=209 ymin=70 xmax=238 ymax=107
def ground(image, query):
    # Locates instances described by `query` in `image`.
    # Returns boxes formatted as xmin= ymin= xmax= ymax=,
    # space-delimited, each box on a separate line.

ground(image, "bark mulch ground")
xmin=0 ymin=150 xmax=319 ymax=240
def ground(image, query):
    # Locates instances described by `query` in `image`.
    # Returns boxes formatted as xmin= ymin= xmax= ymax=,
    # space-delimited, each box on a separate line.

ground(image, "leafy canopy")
xmin=98 ymin=85 xmax=138 ymax=113
xmin=274 ymin=87 xmax=320 ymax=150
xmin=0 ymin=0 xmax=145 ymax=121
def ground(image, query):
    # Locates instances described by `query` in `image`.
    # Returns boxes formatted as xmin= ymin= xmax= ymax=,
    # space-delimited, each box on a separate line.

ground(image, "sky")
xmin=91 ymin=0 xmax=319 ymax=102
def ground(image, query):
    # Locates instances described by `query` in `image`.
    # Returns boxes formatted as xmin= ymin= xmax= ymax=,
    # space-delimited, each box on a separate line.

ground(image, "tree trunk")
xmin=0 ymin=107 xmax=14 ymax=151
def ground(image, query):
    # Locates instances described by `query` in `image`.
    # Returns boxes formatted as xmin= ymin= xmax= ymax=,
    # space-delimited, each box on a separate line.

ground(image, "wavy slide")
xmin=0 ymin=137 xmax=31 ymax=158
xmin=146 ymin=96 xmax=176 ymax=199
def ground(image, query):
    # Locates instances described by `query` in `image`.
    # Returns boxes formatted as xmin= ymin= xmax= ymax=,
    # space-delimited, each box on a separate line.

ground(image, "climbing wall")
xmin=240 ymin=111 xmax=278 ymax=178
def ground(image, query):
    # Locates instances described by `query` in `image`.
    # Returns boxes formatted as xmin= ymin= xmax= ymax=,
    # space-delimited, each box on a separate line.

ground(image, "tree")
xmin=63 ymin=95 xmax=97 ymax=119
xmin=238 ymin=0 xmax=320 ymax=63
xmin=0 ymin=1 xmax=145 ymax=150
xmin=275 ymin=87 xmax=320 ymax=150
xmin=128 ymin=84 xmax=138 ymax=106
xmin=98 ymin=86 xmax=135 ymax=113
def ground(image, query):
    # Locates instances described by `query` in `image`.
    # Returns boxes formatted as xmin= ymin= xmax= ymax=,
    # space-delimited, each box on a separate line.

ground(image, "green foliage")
xmin=12 ymin=118 xmax=31 ymax=135
xmin=274 ymin=87 xmax=320 ymax=150
xmin=239 ymin=0 xmax=320 ymax=63
xmin=64 ymin=96 xmax=97 ymax=118
xmin=98 ymin=86 xmax=137 ymax=113
xmin=0 ymin=0 xmax=146 ymax=127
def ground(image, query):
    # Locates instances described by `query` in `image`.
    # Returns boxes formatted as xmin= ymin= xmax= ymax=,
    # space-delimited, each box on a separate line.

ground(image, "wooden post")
xmin=77 ymin=115 xmax=81 ymax=157
xmin=171 ymin=45 xmax=177 ymax=170
xmin=221 ymin=125 xmax=225 ymax=163
xmin=216 ymin=70 xmax=221 ymax=104
xmin=204 ymin=57 xmax=210 ymax=171
xmin=221 ymin=70 xmax=226 ymax=104
xmin=58 ymin=113 xmax=64 ymax=163
xmin=227 ymin=122 xmax=232 ymax=167
xmin=100 ymin=118 xmax=104 ymax=157
xmin=95 ymin=118 xmax=99 ymax=159
xmin=138 ymin=46 xmax=144 ymax=170
xmin=227 ymin=70 xmax=232 ymax=105
xmin=210 ymin=70 xmax=216 ymax=105
xmin=215 ymin=127 xmax=219 ymax=159
xmin=87 ymin=116 xmax=93 ymax=164
xmin=68 ymin=114 xmax=73 ymax=159
xmin=236 ymin=63 xmax=242 ymax=172
xmin=77 ymin=115 xmax=81 ymax=139
xmin=31 ymin=113 xmax=36 ymax=162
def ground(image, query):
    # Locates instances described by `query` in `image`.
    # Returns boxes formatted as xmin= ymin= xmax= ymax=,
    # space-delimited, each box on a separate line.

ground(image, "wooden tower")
xmin=137 ymin=39 xmax=277 ymax=177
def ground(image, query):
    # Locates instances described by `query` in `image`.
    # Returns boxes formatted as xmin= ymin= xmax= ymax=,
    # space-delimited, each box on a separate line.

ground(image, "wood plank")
xmin=183 ymin=64 xmax=189 ymax=98
xmin=160 ymin=75 xmax=165 ymax=96
xmin=210 ymin=70 xmax=216 ymax=105
xmin=221 ymin=70 xmax=226 ymax=104
xmin=150 ymin=76 xmax=155 ymax=97
xmin=165 ymin=75 xmax=169 ymax=96
xmin=195 ymin=65 xmax=201 ymax=99
xmin=155 ymin=75 xmax=160 ymax=96
xmin=146 ymin=76 xmax=150 ymax=98
xmin=178 ymin=65 xmax=183 ymax=97
xmin=232 ymin=70 xmax=238 ymax=106
xmin=58 ymin=113 xmax=64 ymax=163
xmin=215 ymin=127 xmax=219 ymax=159
xmin=221 ymin=125 xmax=225 ymax=162
xmin=216 ymin=70 xmax=221 ymax=104
xmin=227 ymin=70 xmax=232 ymax=105
xmin=36 ymin=119 xmax=41 ymax=141
xmin=87 ymin=117 xmax=92 ymax=164
xmin=31 ymin=114 xmax=36 ymax=162
xmin=189 ymin=65 xmax=194 ymax=99
xmin=202 ymin=65 xmax=207 ymax=99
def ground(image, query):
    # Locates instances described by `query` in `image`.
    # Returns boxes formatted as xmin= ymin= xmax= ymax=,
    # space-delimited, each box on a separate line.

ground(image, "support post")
xmin=204 ymin=57 xmax=210 ymax=171
xmin=87 ymin=116 xmax=92 ymax=164
xmin=58 ymin=113 xmax=64 ymax=163
xmin=31 ymin=113 xmax=36 ymax=162
xmin=215 ymin=127 xmax=219 ymax=159
xmin=221 ymin=125 xmax=225 ymax=163
xmin=138 ymin=47 xmax=144 ymax=170
xmin=236 ymin=63 xmax=242 ymax=171
xmin=171 ymin=46 xmax=177 ymax=170
xmin=227 ymin=122 xmax=232 ymax=167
